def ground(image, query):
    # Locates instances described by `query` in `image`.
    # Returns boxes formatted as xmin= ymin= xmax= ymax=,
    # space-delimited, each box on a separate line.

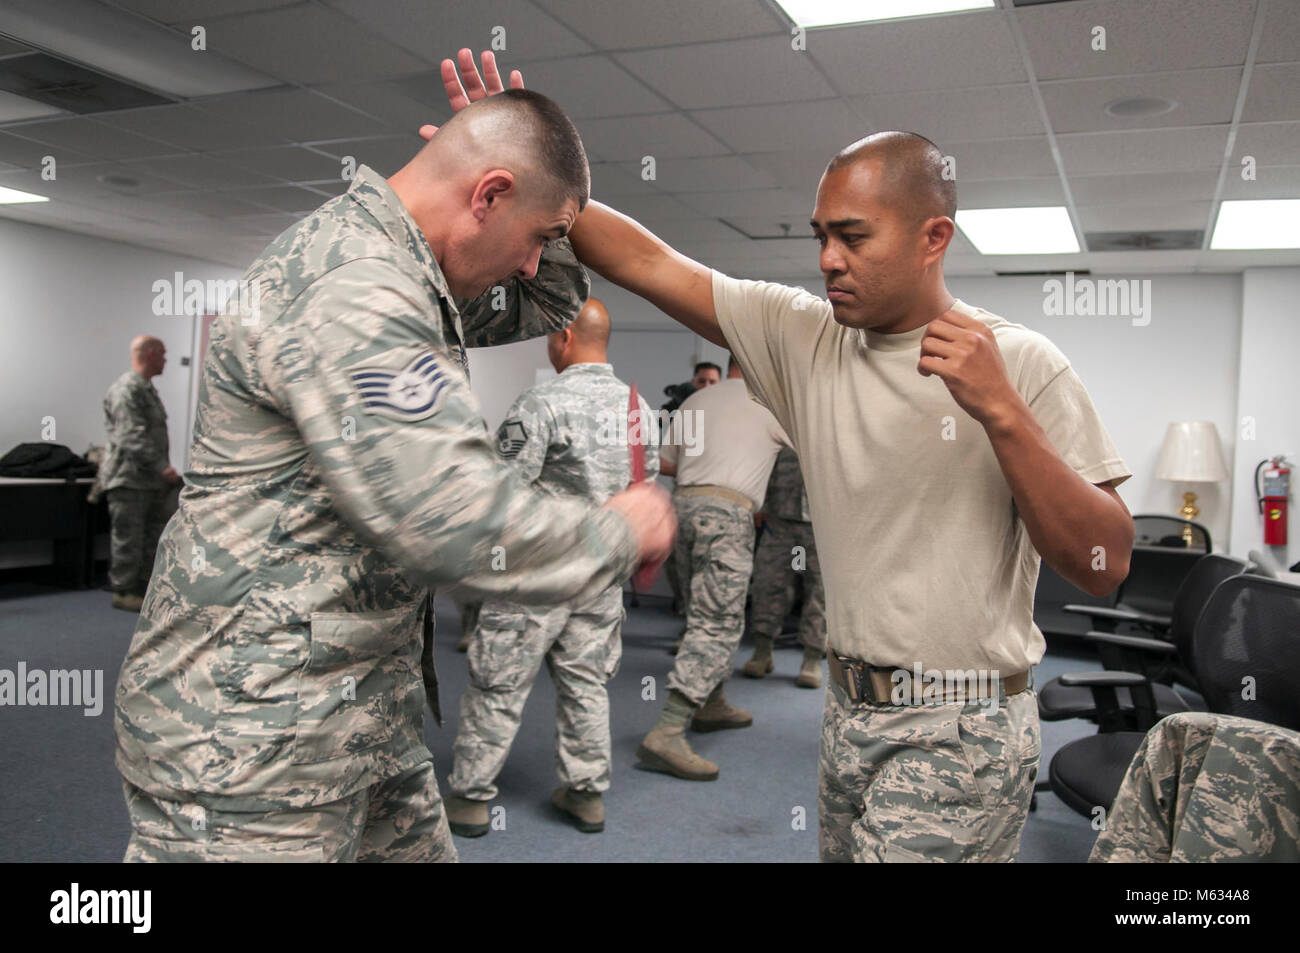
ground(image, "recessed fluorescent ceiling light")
xmin=0 ymin=185 xmax=48 ymax=204
xmin=1210 ymin=199 xmax=1300 ymax=250
xmin=956 ymin=207 xmax=1081 ymax=255
xmin=0 ymin=0 xmax=276 ymax=98
xmin=775 ymin=0 xmax=995 ymax=28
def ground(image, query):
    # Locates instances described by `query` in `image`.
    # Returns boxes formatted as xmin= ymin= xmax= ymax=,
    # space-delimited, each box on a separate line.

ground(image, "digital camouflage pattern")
xmin=449 ymin=362 xmax=657 ymax=800
xmin=114 ymin=165 xmax=640 ymax=826
xmin=667 ymin=494 xmax=755 ymax=706
xmin=749 ymin=449 xmax=825 ymax=651
xmin=122 ymin=761 xmax=455 ymax=862
xmin=1090 ymin=712 xmax=1300 ymax=863
xmin=819 ymin=679 xmax=1040 ymax=862
xmin=98 ymin=370 xmax=169 ymax=492
xmin=107 ymin=486 xmax=175 ymax=595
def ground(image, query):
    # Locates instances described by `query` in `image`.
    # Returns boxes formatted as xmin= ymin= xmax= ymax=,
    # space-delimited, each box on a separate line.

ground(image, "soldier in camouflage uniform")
xmin=742 ymin=447 xmax=826 ymax=687
xmin=445 ymin=298 xmax=658 ymax=836
xmin=96 ymin=335 xmax=181 ymax=612
xmin=637 ymin=358 xmax=789 ymax=782
xmin=1090 ymin=712 xmax=1300 ymax=863
xmin=114 ymin=86 xmax=674 ymax=863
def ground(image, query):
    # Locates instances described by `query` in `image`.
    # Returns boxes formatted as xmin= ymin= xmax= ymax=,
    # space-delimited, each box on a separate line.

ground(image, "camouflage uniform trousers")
xmin=1090 ymin=712 xmax=1300 ymax=863
xmin=749 ymin=514 xmax=826 ymax=652
xmin=667 ymin=494 xmax=756 ymax=706
xmin=664 ymin=548 xmax=686 ymax=613
xmin=448 ymin=583 xmax=625 ymax=801
xmin=819 ymin=675 xmax=1041 ymax=862
xmin=106 ymin=486 xmax=175 ymax=595
xmin=122 ymin=759 xmax=457 ymax=862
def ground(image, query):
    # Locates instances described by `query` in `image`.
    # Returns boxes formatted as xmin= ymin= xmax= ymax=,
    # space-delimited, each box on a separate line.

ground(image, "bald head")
xmin=131 ymin=335 xmax=166 ymax=378
xmin=826 ymin=131 xmax=956 ymax=226
xmin=414 ymin=89 xmax=589 ymax=213
xmin=548 ymin=296 xmax=611 ymax=371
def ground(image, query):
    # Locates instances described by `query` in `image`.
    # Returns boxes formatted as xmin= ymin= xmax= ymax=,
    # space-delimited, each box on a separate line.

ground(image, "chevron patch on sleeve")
xmin=348 ymin=350 xmax=449 ymax=423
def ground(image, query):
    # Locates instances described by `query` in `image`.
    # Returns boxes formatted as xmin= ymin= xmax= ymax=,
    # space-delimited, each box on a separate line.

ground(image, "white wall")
xmin=0 ymin=216 xmax=242 ymax=470
xmin=1229 ymin=267 xmax=1300 ymax=569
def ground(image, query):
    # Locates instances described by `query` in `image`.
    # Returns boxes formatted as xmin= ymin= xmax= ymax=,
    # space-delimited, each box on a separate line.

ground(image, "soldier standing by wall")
xmin=95 ymin=335 xmax=180 ymax=612
xmin=445 ymin=298 xmax=658 ymax=836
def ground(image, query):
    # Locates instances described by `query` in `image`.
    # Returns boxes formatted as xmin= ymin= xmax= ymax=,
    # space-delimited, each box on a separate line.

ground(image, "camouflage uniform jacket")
xmin=497 ymin=362 xmax=660 ymax=503
xmin=762 ymin=447 xmax=811 ymax=522
xmin=99 ymin=370 xmax=169 ymax=491
xmin=114 ymin=165 xmax=639 ymax=810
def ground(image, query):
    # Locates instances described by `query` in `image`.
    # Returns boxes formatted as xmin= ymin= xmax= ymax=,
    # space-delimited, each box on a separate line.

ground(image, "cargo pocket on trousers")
xmin=467 ymin=605 xmax=529 ymax=691
xmin=291 ymin=605 xmax=418 ymax=765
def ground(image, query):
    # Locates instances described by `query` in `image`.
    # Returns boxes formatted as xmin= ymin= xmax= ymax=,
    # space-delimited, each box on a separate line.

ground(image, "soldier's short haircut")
xmin=693 ymin=362 xmax=721 ymax=377
xmin=441 ymin=88 xmax=590 ymax=212
xmin=825 ymin=131 xmax=956 ymax=227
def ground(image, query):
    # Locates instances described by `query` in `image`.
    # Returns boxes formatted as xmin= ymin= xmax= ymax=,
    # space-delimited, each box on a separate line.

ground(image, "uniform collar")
xmin=344 ymin=165 xmax=461 ymax=328
xmin=560 ymin=362 xmax=613 ymax=376
xmin=860 ymin=299 xmax=975 ymax=353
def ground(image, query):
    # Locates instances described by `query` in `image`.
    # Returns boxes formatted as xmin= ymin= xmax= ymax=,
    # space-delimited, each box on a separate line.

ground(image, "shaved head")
xmin=570 ymin=297 xmax=611 ymax=349
xmin=131 ymin=335 xmax=162 ymax=356
xmin=416 ymin=88 xmax=589 ymax=212
xmin=826 ymin=131 xmax=956 ymax=226
xmin=130 ymin=335 xmax=166 ymax=378
xmin=547 ymin=296 xmax=612 ymax=371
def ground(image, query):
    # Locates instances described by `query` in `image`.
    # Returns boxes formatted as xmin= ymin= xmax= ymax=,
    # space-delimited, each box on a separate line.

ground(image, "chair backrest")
xmin=1119 ymin=546 xmax=1205 ymax=616
xmin=1168 ymin=554 xmax=1248 ymax=662
xmin=1193 ymin=575 xmax=1300 ymax=731
xmin=1132 ymin=514 xmax=1211 ymax=553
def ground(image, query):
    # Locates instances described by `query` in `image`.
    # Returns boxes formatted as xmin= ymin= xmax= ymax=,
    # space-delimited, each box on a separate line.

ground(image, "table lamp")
xmin=1154 ymin=421 xmax=1229 ymax=546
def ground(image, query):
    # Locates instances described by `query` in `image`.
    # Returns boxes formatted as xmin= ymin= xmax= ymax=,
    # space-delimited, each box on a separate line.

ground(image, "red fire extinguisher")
xmin=1256 ymin=456 xmax=1292 ymax=546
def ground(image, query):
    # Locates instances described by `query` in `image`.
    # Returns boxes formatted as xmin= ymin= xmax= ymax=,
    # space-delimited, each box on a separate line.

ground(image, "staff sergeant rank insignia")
xmin=349 ymin=350 xmax=448 ymax=423
xmin=498 ymin=420 xmax=527 ymax=458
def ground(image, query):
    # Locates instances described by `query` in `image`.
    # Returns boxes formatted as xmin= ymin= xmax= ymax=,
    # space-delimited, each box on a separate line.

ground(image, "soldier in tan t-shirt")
xmin=436 ymin=56 xmax=1135 ymax=863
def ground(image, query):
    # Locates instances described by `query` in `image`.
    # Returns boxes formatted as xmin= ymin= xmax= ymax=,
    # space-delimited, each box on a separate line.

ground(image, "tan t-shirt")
xmin=661 ymin=377 xmax=790 ymax=510
xmin=714 ymin=271 xmax=1131 ymax=672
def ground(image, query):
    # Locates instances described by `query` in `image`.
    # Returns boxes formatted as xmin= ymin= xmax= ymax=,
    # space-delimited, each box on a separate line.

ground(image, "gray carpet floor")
xmin=0 ymin=583 xmax=1115 ymax=862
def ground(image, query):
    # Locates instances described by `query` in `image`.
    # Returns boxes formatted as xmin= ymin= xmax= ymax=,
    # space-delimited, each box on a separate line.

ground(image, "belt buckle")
xmin=835 ymin=655 xmax=875 ymax=705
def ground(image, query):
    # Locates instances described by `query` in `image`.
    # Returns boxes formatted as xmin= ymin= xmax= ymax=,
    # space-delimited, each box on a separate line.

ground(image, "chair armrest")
xmin=1063 ymin=604 xmax=1171 ymax=629
xmin=1083 ymin=631 xmax=1178 ymax=655
xmin=1058 ymin=670 xmax=1149 ymax=688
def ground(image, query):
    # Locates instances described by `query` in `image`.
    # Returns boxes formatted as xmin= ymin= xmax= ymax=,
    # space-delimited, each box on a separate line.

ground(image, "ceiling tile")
xmin=0 ymin=130 xmax=90 ymax=168
xmin=1220 ymin=163 xmax=1300 ymax=199
xmin=196 ymin=89 xmax=389 ymax=144
xmin=947 ymin=136 xmax=1057 ymax=179
xmin=1076 ymin=202 xmax=1212 ymax=232
xmin=852 ymin=84 xmax=1043 ymax=144
xmin=589 ymin=162 xmax=661 ymax=198
xmin=576 ymin=113 xmax=729 ymax=162
xmin=1243 ymin=63 xmax=1300 ymax=123
xmin=685 ymin=188 xmax=815 ymax=218
xmin=498 ymin=55 xmax=670 ymax=119
xmin=1057 ymin=126 xmax=1229 ymax=175
xmin=1069 ymin=170 xmax=1220 ymax=206
xmin=307 ymin=136 xmax=423 ymax=177
xmin=616 ymin=36 xmax=835 ymax=110
xmin=97 ymin=104 xmax=282 ymax=152
xmin=2 ymin=118 xmax=176 ymax=161
xmin=119 ymin=154 xmax=277 ymax=190
xmin=957 ymin=177 xmax=1066 ymax=208
xmin=113 ymin=1 xmax=299 ymax=21
xmin=1017 ymin=0 xmax=1256 ymax=79
xmin=810 ymin=10 xmax=1026 ymax=95
xmin=211 ymin=144 xmax=349 ymax=182
xmin=1231 ymin=121 xmax=1300 ymax=167
xmin=323 ymin=0 xmax=591 ymax=63
xmin=534 ymin=0 xmax=785 ymax=50
xmin=1040 ymin=68 xmax=1241 ymax=133
xmin=1256 ymin=0 xmax=1300 ymax=64
xmin=631 ymin=155 xmax=777 ymax=192
xmin=691 ymin=99 xmax=864 ymax=154
xmin=200 ymin=3 xmax=431 ymax=85
xmin=314 ymin=79 xmax=447 ymax=132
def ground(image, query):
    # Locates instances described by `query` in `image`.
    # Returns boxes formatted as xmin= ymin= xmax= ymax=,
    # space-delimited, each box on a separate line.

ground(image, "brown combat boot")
xmin=444 ymin=795 xmax=490 ymax=837
xmin=551 ymin=787 xmax=604 ymax=833
xmin=637 ymin=722 xmax=719 ymax=781
xmin=456 ymin=632 xmax=469 ymax=652
xmin=741 ymin=635 xmax=775 ymax=678
xmin=796 ymin=648 xmax=824 ymax=688
xmin=111 ymin=592 xmax=143 ymax=612
xmin=691 ymin=687 xmax=753 ymax=732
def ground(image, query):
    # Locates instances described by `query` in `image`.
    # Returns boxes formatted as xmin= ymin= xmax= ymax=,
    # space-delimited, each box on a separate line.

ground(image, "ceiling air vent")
xmin=1086 ymin=230 xmax=1203 ymax=252
xmin=0 ymin=48 xmax=170 ymax=115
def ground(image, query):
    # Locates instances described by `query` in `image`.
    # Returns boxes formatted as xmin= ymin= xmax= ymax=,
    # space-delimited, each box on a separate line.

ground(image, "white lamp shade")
xmin=1154 ymin=421 xmax=1229 ymax=482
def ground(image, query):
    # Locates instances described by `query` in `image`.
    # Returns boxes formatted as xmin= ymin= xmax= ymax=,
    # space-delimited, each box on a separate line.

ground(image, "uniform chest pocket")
xmin=291 ymin=603 xmax=422 ymax=765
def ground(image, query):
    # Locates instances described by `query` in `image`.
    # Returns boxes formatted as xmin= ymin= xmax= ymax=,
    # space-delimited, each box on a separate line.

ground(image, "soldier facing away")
xmin=445 ymin=297 xmax=658 ymax=836
xmin=95 ymin=335 xmax=181 ymax=613
xmin=114 ymin=79 xmax=674 ymax=863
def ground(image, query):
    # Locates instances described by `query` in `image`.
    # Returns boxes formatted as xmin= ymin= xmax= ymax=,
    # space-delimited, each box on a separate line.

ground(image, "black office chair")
xmin=1045 ymin=575 xmax=1300 ymax=820
xmin=1132 ymin=514 xmax=1211 ymax=551
xmin=1037 ymin=554 xmax=1248 ymax=728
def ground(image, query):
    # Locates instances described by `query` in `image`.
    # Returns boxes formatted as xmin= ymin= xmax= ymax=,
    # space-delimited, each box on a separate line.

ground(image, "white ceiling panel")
xmin=534 ymin=0 xmax=786 ymax=50
xmin=809 ymin=11 xmax=1027 ymax=95
xmin=1057 ymin=125 xmax=1230 ymax=175
xmin=576 ymin=113 xmax=729 ymax=161
xmin=1040 ymin=68 xmax=1242 ymax=133
xmin=616 ymin=36 xmax=835 ymax=110
xmin=196 ymin=89 xmax=389 ymax=144
xmin=212 ymin=144 xmax=350 ymax=181
xmin=120 ymin=154 xmax=278 ymax=190
xmin=691 ymin=99 xmax=865 ymax=154
xmin=852 ymin=84 xmax=1043 ymax=144
xmin=1256 ymin=0 xmax=1300 ymax=64
xmin=313 ymin=79 xmax=448 ymax=132
xmin=1242 ymin=63 xmax=1300 ymax=123
xmin=1017 ymin=0 xmax=1256 ymax=80
xmin=1220 ymin=163 xmax=1300 ymax=199
xmin=742 ymin=149 xmax=831 ymax=195
xmin=199 ymin=3 xmax=431 ymax=85
xmin=588 ymin=161 xmax=662 ymax=198
xmin=1232 ymin=121 xmax=1300 ymax=166
xmin=323 ymin=0 xmax=592 ymax=63
xmin=957 ymin=176 xmax=1066 ymax=208
xmin=468 ymin=55 xmax=670 ymax=119
xmin=1070 ymin=170 xmax=1221 ymax=206
xmin=0 ymin=131 xmax=91 ymax=168
xmin=1 ymin=118 xmax=175 ymax=160
xmin=686 ymin=187 xmax=817 ymax=218
xmin=113 ymin=0 xmax=299 ymax=21
xmin=97 ymin=104 xmax=283 ymax=152
xmin=636 ymin=155 xmax=778 ymax=193
xmin=947 ymin=136 xmax=1058 ymax=180
xmin=307 ymin=136 xmax=424 ymax=177
xmin=1076 ymin=202 xmax=1212 ymax=232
